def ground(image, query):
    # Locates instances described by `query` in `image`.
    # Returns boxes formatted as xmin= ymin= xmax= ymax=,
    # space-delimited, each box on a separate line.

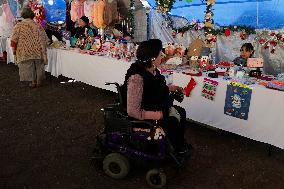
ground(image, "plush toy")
xmin=164 ymin=42 xmax=175 ymax=56
xmin=91 ymin=37 xmax=102 ymax=52
xmin=190 ymin=56 xmax=199 ymax=68
xmin=199 ymin=47 xmax=211 ymax=69
xmin=175 ymin=44 xmax=186 ymax=57
xmin=187 ymin=39 xmax=205 ymax=67
xmin=200 ymin=56 xmax=209 ymax=69
xmin=29 ymin=1 xmax=46 ymax=27
xmin=101 ymin=40 xmax=112 ymax=52
xmin=147 ymin=126 xmax=165 ymax=141
xmin=34 ymin=5 xmax=45 ymax=27
xmin=76 ymin=37 xmax=85 ymax=49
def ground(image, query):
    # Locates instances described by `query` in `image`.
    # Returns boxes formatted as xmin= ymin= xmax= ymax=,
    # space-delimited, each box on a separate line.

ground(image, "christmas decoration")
xmin=224 ymin=28 xmax=231 ymax=37
xmin=224 ymin=82 xmax=252 ymax=120
xmin=183 ymin=77 xmax=197 ymax=97
xmin=172 ymin=19 xmax=204 ymax=34
xmin=128 ymin=0 xmax=135 ymax=36
xmin=201 ymin=78 xmax=218 ymax=101
xmin=204 ymin=0 xmax=216 ymax=48
xmin=240 ymin=30 xmax=247 ymax=40
xmin=29 ymin=0 xmax=46 ymax=27
xmin=155 ymin=0 xmax=176 ymax=13
xmin=256 ymin=30 xmax=284 ymax=54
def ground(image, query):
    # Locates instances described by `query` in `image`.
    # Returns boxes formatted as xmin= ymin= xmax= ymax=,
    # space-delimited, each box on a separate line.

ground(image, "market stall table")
xmin=173 ymin=73 xmax=284 ymax=150
xmin=6 ymin=45 xmax=284 ymax=149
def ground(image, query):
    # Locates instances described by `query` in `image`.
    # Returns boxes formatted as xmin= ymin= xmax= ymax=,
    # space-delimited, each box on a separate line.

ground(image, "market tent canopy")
xmin=147 ymin=0 xmax=284 ymax=29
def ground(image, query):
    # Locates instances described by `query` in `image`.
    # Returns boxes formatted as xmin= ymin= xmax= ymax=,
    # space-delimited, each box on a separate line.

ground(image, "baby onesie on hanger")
xmin=84 ymin=0 xmax=94 ymax=23
xmin=71 ymin=0 xmax=85 ymax=22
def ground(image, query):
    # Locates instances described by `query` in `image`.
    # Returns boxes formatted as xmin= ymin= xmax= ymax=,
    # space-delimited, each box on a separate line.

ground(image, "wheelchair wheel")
xmin=146 ymin=169 xmax=166 ymax=188
xmin=103 ymin=153 xmax=130 ymax=179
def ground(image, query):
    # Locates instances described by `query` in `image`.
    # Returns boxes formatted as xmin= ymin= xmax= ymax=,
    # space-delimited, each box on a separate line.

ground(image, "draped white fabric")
xmin=0 ymin=37 xmax=7 ymax=57
xmin=5 ymin=38 xmax=284 ymax=149
xmin=46 ymin=49 xmax=131 ymax=92
xmin=173 ymin=73 xmax=284 ymax=149
xmin=150 ymin=11 xmax=284 ymax=76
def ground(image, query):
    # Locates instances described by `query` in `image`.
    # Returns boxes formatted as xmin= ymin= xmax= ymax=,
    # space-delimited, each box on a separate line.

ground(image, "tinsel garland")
xmin=214 ymin=25 xmax=256 ymax=36
xmin=204 ymin=0 xmax=216 ymax=47
xmin=128 ymin=0 xmax=135 ymax=36
xmin=156 ymin=0 xmax=176 ymax=13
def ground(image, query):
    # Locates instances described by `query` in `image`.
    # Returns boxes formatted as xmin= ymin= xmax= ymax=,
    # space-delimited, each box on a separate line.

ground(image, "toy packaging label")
xmin=201 ymin=78 xmax=218 ymax=101
xmin=247 ymin=58 xmax=263 ymax=68
xmin=224 ymin=82 xmax=252 ymax=120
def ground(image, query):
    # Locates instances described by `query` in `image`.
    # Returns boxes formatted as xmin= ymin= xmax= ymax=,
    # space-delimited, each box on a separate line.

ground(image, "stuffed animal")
xmin=200 ymin=56 xmax=209 ymax=69
xmin=164 ymin=42 xmax=175 ymax=57
xmin=91 ymin=37 xmax=102 ymax=52
xmin=147 ymin=126 xmax=166 ymax=141
xmin=199 ymin=47 xmax=211 ymax=69
xmin=175 ymin=44 xmax=186 ymax=57
xmin=187 ymin=39 xmax=205 ymax=67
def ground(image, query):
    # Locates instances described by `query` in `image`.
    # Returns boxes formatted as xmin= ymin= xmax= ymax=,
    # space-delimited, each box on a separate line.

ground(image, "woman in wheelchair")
xmin=124 ymin=39 xmax=189 ymax=155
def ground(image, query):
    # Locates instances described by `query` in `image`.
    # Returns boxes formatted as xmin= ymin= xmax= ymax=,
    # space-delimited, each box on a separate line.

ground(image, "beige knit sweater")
xmin=11 ymin=19 xmax=49 ymax=64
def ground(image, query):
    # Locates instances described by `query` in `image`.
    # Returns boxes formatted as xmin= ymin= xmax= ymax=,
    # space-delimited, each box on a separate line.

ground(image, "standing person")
xmin=11 ymin=7 xmax=49 ymax=88
xmin=124 ymin=39 xmax=190 ymax=155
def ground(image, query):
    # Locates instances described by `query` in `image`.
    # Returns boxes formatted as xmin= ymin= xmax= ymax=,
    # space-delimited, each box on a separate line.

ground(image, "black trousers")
xmin=160 ymin=105 xmax=186 ymax=151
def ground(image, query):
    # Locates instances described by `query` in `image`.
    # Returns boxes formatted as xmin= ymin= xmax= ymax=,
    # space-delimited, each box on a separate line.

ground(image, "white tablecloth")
xmin=173 ymin=73 xmax=284 ymax=149
xmin=0 ymin=37 xmax=7 ymax=57
xmin=47 ymin=49 xmax=132 ymax=92
xmin=6 ymin=45 xmax=284 ymax=149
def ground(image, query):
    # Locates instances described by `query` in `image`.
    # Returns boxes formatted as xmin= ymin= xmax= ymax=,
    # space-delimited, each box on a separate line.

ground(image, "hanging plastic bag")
xmin=42 ymin=0 xmax=66 ymax=23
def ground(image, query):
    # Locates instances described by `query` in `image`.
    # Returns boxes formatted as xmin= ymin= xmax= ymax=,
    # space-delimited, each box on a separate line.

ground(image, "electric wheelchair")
xmin=93 ymin=82 xmax=190 ymax=188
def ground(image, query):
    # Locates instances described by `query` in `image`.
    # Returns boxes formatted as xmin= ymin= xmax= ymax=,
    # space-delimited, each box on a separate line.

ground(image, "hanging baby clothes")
xmin=71 ymin=0 xmax=85 ymax=22
xmin=92 ymin=0 xmax=118 ymax=29
xmin=2 ymin=3 xmax=14 ymax=23
xmin=84 ymin=0 xmax=94 ymax=23
xmin=8 ymin=0 xmax=17 ymax=17
xmin=0 ymin=4 xmax=14 ymax=37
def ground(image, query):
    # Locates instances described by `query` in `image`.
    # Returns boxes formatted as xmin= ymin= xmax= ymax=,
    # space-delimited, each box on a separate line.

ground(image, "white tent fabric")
xmin=149 ymin=10 xmax=284 ymax=75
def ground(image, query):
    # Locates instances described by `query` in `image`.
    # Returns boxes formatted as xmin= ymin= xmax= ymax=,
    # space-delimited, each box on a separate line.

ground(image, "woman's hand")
xmin=168 ymin=85 xmax=183 ymax=92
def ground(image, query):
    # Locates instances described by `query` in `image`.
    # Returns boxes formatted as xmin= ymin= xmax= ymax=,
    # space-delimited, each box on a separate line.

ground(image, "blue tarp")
xmin=147 ymin=0 xmax=284 ymax=29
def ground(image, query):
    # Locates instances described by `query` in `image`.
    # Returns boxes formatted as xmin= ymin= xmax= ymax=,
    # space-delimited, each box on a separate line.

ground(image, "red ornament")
xmin=240 ymin=31 xmax=247 ymax=40
xmin=264 ymin=45 xmax=269 ymax=49
xmin=172 ymin=31 xmax=177 ymax=38
xmin=270 ymin=32 xmax=275 ymax=36
xmin=276 ymin=33 xmax=282 ymax=40
xmin=259 ymin=39 xmax=266 ymax=45
xmin=212 ymin=35 xmax=217 ymax=42
xmin=269 ymin=40 xmax=278 ymax=47
xmin=224 ymin=28 xmax=231 ymax=37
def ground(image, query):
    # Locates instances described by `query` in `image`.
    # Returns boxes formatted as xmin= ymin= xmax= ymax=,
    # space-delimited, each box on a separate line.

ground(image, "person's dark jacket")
xmin=123 ymin=62 xmax=171 ymax=116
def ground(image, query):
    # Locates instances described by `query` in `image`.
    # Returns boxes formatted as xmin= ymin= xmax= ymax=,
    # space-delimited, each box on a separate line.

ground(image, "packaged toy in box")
xmin=247 ymin=58 xmax=263 ymax=68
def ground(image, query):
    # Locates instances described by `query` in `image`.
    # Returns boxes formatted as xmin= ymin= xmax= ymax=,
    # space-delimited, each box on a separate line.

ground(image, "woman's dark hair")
xmin=241 ymin=43 xmax=254 ymax=57
xmin=80 ymin=16 xmax=89 ymax=25
xmin=136 ymin=39 xmax=163 ymax=68
xmin=21 ymin=7 xmax=35 ymax=19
